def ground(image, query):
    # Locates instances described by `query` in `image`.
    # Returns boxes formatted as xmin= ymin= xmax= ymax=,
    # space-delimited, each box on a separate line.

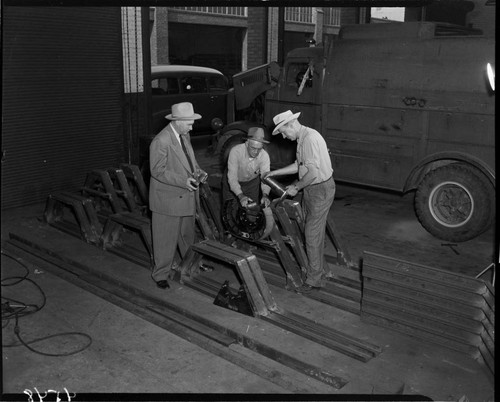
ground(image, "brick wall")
xmin=155 ymin=7 xmax=169 ymax=64
xmin=339 ymin=7 xmax=360 ymax=25
xmin=247 ymin=7 xmax=268 ymax=69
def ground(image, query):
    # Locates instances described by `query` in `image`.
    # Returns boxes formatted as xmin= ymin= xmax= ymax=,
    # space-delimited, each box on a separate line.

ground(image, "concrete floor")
xmin=1 ymin=142 xmax=495 ymax=400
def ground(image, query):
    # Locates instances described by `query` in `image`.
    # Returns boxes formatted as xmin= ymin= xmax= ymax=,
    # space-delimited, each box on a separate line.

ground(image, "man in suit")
xmin=149 ymin=102 xmax=207 ymax=289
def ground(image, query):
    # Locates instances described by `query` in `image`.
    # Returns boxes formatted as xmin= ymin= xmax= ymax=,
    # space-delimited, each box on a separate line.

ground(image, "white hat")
xmin=272 ymin=110 xmax=301 ymax=135
xmin=166 ymin=102 xmax=201 ymax=120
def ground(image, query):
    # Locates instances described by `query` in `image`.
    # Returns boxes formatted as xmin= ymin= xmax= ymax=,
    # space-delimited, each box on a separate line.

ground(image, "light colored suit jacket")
xmin=149 ymin=123 xmax=199 ymax=216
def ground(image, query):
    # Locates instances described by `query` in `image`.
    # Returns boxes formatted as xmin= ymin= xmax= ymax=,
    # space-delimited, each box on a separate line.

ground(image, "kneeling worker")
xmin=223 ymin=127 xmax=272 ymax=209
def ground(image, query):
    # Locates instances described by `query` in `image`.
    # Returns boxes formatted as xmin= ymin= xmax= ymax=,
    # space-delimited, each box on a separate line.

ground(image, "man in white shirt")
xmin=265 ymin=110 xmax=335 ymax=294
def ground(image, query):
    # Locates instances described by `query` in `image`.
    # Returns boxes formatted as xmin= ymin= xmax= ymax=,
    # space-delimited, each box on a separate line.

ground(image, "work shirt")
xmin=227 ymin=143 xmax=271 ymax=197
xmin=296 ymin=126 xmax=333 ymax=184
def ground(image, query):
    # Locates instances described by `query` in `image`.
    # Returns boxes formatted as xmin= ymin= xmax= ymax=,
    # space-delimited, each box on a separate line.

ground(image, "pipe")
xmin=262 ymin=176 xmax=287 ymax=200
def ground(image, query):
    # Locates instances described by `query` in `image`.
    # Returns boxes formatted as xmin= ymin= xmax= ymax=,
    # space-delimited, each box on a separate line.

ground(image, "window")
xmin=208 ymin=75 xmax=228 ymax=92
xmin=286 ymin=63 xmax=313 ymax=88
xmin=181 ymin=76 xmax=208 ymax=93
xmin=152 ymin=77 xmax=180 ymax=95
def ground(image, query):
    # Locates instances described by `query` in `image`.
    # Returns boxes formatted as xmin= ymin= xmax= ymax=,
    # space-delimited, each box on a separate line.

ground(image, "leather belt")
xmin=311 ymin=175 xmax=333 ymax=186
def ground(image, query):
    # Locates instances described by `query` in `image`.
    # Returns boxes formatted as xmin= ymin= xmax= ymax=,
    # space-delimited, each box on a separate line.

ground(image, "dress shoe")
xmin=156 ymin=279 xmax=170 ymax=289
xmin=295 ymin=283 xmax=321 ymax=294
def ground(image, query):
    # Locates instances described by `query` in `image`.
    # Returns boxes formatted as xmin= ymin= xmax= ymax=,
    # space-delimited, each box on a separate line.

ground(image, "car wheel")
xmin=414 ymin=163 xmax=494 ymax=242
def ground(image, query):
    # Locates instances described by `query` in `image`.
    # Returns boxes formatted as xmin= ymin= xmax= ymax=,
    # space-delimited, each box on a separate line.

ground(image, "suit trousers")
xmin=302 ymin=176 xmax=336 ymax=287
xmin=151 ymin=211 xmax=195 ymax=282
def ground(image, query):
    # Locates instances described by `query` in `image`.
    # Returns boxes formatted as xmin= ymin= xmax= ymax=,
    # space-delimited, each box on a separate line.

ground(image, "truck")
xmin=213 ymin=21 xmax=495 ymax=243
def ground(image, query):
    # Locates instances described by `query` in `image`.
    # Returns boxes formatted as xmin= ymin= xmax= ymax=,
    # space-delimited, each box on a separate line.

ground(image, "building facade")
xmin=150 ymin=4 xmax=494 ymax=81
xmin=150 ymin=7 xmax=364 ymax=80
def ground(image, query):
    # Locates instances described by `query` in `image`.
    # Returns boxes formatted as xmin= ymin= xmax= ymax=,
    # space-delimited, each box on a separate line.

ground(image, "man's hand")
xmin=238 ymin=194 xmax=252 ymax=208
xmin=261 ymin=195 xmax=271 ymax=208
xmin=262 ymin=171 xmax=273 ymax=180
xmin=285 ymin=183 xmax=299 ymax=197
xmin=187 ymin=177 xmax=199 ymax=191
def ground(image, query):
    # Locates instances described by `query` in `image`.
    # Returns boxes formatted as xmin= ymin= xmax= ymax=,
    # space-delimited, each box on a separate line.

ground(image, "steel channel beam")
xmin=4 ymin=238 xmax=234 ymax=347
xmin=185 ymin=274 xmax=380 ymax=362
xmin=252 ymin=252 xmax=362 ymax=313
xmin=265 ymin=310 xmax=381 ymax=356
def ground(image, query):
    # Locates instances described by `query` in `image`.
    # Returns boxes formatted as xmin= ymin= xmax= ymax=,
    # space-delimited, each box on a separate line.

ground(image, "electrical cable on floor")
xmin=1 ymin=249 xmax=93 ymax=356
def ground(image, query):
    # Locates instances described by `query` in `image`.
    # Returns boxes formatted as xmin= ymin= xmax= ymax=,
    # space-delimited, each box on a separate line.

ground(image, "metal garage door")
xmin=1 ymin=6 xmax=125 ymax=210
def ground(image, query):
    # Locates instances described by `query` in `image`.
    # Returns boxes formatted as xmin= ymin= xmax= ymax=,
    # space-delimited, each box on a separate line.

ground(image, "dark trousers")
xmin=222 ymin=169 xmax=261 ymax=203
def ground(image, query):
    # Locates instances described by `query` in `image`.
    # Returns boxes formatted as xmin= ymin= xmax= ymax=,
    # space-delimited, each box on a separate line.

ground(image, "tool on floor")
xmin=213 ymin=280 xmax=253 ymax=317
xmin=180 ymin=239 xmax=277 ymax=317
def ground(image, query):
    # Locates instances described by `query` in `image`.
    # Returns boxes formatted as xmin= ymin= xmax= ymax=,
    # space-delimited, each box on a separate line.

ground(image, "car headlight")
xmin=211 ymin=118 xmax=224 ymax=131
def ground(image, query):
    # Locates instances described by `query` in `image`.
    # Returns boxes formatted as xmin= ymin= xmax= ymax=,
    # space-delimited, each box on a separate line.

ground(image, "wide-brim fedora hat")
xmin=272 ymin=110 xmax=301 ymax=135
xmin=246 ymin=127 xmax=269 ymax=144
xmin=166 ymin=102 xmax=202 ymax=120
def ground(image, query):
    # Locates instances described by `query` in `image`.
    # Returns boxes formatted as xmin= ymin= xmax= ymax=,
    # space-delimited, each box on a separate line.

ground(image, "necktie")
xmin=180 ymin=134 xmax=195 ymax=173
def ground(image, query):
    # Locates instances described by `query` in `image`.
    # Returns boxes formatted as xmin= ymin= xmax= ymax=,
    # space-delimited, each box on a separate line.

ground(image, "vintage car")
xmin=150 ymin=64 xmax=230 ymax=136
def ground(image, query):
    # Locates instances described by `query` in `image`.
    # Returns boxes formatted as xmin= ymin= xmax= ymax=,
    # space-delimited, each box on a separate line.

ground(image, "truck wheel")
xmin=219 ymin=133 xmax=246 ymax=168
xmin=414 ymin=164 xmax=494 ymax=242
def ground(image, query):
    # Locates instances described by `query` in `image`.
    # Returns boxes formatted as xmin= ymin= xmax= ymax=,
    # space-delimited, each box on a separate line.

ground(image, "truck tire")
xmin=414 ymin=163 xmax=494 ymax=242
xmin=219 ymin=132 xmax=246 ymax=168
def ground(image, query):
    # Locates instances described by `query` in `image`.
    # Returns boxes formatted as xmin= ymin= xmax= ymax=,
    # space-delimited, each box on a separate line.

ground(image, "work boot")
xmin=295 ymin=283 xmax=321 ymax=294
xmin=323 ymin=272 xmax=336 ymax=282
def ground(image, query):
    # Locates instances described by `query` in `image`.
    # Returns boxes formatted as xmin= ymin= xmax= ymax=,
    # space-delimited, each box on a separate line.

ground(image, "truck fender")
xmin=403 ymin=152 xmax=495 ymax=192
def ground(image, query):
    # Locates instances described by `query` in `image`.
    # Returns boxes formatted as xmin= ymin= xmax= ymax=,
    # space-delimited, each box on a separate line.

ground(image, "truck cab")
xmin=264 ymin=46 xmax=324 ymax=131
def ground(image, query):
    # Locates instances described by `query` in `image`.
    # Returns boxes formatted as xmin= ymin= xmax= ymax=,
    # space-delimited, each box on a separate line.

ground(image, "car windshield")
xmin=208 ymin=75 xmax=228 ymax=92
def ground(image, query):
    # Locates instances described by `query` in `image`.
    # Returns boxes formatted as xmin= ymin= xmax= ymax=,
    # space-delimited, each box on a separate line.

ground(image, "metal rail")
xmin=185 ymin=274 xmax=381 ymax=362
